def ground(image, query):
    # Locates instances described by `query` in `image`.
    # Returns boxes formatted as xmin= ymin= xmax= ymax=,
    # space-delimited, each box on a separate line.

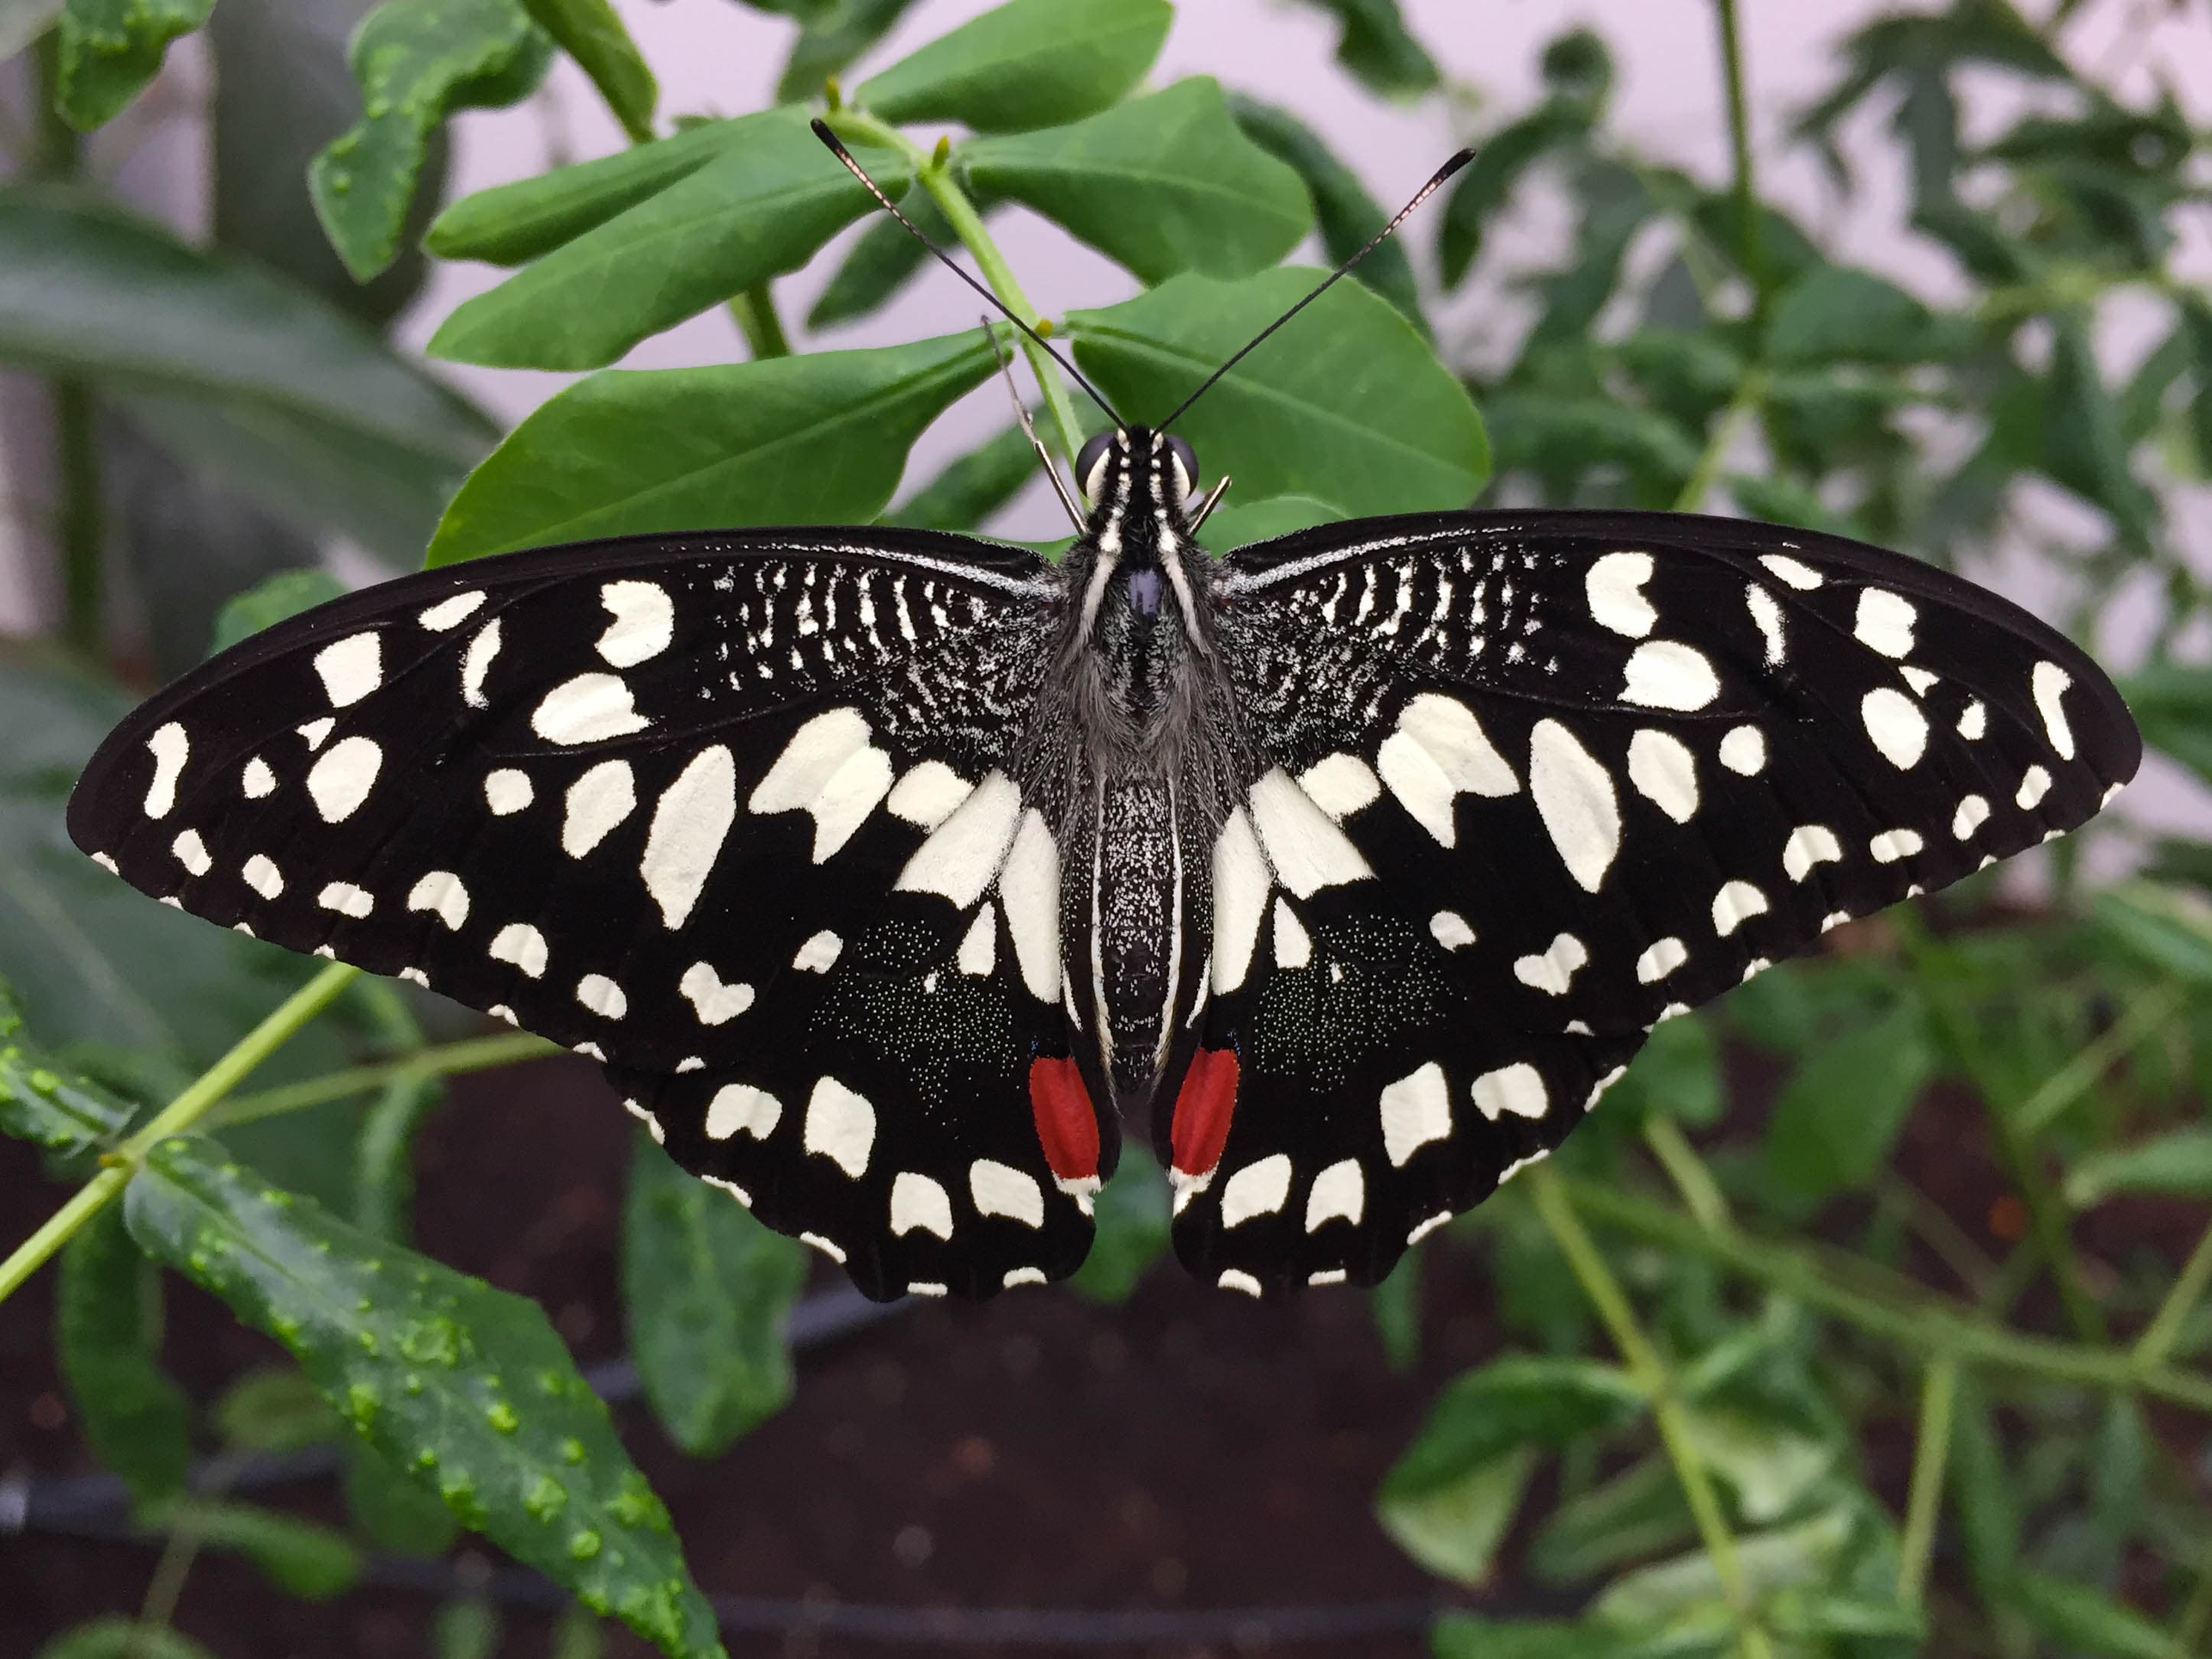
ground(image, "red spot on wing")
xmin=1169 ymin=1047 xmax=1238 ymax=1178
xmin=1028 ymin=1056 xmax=1099 ymax=1182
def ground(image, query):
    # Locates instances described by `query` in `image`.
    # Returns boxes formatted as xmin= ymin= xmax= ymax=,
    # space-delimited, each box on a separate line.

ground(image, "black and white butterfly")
xmin=66 ymin=144 xmax=2140 ymax=1303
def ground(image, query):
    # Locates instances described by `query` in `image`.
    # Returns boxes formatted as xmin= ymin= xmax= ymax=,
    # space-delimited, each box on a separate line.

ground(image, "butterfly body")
xmin=68 ymin=438 xmax=2140 ymax=1300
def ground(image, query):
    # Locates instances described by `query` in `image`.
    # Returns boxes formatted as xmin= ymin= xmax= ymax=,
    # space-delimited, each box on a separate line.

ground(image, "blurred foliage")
xmin=2 ymin=2 xmax=2211 ymax=1657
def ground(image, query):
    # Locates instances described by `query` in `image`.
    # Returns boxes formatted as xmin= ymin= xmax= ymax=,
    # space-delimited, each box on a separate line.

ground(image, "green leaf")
xmin=1378 ymin=1445 xmax=1536 ymax=1586
xmin=2123 ymin=664 xmax=2212 ymax=793
xmin=961 ymin=79 xmax=1310 ymax=287
xmin=0 ymin=188 xmax=493 ymax=561
xmin=856 ymin=0 xmax=1168 ymax=134
xmin=520 ymin=0 xmax=653 ymax=142
xmin=36 ymin=1619 xmax=220 ymax=1659
xmin=885 ymin=416 xmax=1036 ymax=532
xmin=429 ymin=109 xmax=906 ymax=369
xmin=208 ymin=569 xmax=351 ymax=657
xmin=142 ymin=1498 xmax=364 ymax=1599
xmin=1367 ymin=1241 xmax=1422 ymax=1371
xmin=1229 ymin=96 xmax=1424 ymax=330
xmin=124 ymin=1137 xmax=725 ymax=1659
xmin=1202 ymin=494 xmax=1342 ymax=551
xmin=426 ymin=327 xmax=999 ymax=564
xmin=1766 ymin=265 xmax=1976 ymax=366
xmin=434 ymin=1599 xmax=502 ymax=1659
xmin=1287 ymin=0 xmax=1439 ymax=96
xmin=1487 ymin=393 xmax=1700 ymax=489
xmin=2041 ymin=312 xmax=2153 ymax=542
xmin=1530 ymin=1455 xmax=1696 ymax=1585
xmin=427 ymin=120 xmax=743 ymax=266
xmin=1602 ymin=1013 xmax=1720 ymax=1127
xmin=773 ymin=0 xmax=919 ymax=104
xmin=2093 ymin=883 xmax=2212 ymax=985
xmin=1592 ymin=1508 xmax=1854 ymax=1630
xmin=1383 ymin=1355 xmax=1644 ymax=1498
xmin=1069 ymin=1144 xmax=1170 ymax=1303
xmin=54 ymin=0 xmax=214 ymax=129
xmin=1069 ymin=268 xmax=1488 ymax=516
xmin=58 ymin=1205 xmax=193 ymax=1506
xmin=1432 ymin=1615 xmax=1727 ymax=1659
xmin=1677 ymin=1400 xmax=1836 ymax=1524
xmin=2064 ymin=1126 xmax=2212 ymax=1207
xmin=2179 ymin=295 xmax=2212 ymax=477
xmin=1947 ymin=1370 xmax=2018 ymax=1600
xmin=346 ymin=1438 xmax=462 ymax=1554
xmin=1759 ymin=1000 xmax=1934 ymax=1212
xmin=0 ymin=980 xmax=138 ymax=1157
xmin=213 ymin=1366 xmax=343 ymax=1452
xmin=808 ymin=184 xmax=976 ymax=331
xmin=310 ymin=0 xmax=554 ymax=281
xmin=623 ymin=1131 xmax=806 ymax=1458
xmin=2014 ymin=1574 xmax=2191 ymax=1659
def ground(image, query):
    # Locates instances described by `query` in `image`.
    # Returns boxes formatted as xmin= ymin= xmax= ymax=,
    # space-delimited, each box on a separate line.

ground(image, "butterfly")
xmin=66 ymin=138 xmax=2141 ymax=1303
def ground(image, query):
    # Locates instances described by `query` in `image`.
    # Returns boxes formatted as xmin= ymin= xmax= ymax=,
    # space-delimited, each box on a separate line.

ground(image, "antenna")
xmin=811 ymin=120 xmax=1123 ymax=428
xmin=1160 ymin=148 xmax=1475 ymax=431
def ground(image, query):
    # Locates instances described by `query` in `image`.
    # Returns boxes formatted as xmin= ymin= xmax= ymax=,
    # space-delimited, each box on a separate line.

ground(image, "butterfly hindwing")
xmin=1160 ymin=510 xmax=2139 ymax=1292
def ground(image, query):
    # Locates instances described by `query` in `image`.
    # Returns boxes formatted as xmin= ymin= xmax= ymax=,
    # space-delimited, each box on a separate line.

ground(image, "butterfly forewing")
xmin=1161 ymin=511 xmax=2140 ymax=1294
xmin=68 ymin=528 xmax=1114 ymax=1297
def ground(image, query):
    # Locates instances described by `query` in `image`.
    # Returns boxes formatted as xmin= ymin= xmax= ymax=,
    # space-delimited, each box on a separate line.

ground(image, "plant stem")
xmin=209 ymin=1031 xmax=560 ymax=1130
xmin=727 ymin=283 xmax=791 ymax=360
xmin=829 ymin=110 xmax=1087 ymax=467
xmin=1531 ymin=1166 xmax=1774 ymax=1658
xmin=0 ymin=964 xmax=359 ymax=1308
xmin=2133 ymin=1218 xmax=2212 ymax=1374
xmin=1674 ymin=369 xmax=1765 ymax=512
xmin=1896 ymin=1356 xmax=1957 ymax=1605
xmin=1643 ymin=1114 xmax=1732 ymax=1235
xmin=1561 ymin=1176 xmax=2212 ymax=1414
xmin=1709 ymin=0 xmax=1768 ymax=337
xmin=2014 ymin=982 xmax=2181 ymax=1137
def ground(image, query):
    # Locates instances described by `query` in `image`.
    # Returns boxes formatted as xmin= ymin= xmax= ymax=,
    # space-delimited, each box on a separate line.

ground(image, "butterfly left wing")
xmin=1166 ymin=509 xmax=2139 ymax=1294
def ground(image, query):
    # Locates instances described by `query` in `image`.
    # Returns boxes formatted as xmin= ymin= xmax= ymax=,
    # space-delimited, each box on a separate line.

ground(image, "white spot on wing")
xmin=679 ymin=961 xmax=753 ymax=1024
xmin=1759 ymin=554 xmax=1822 ymax=590
xmin=793 ymin=930 xmax=841 ymax=972
xmin=1953 ymin=795 xmax=1991 ymax=839
xmin=1637 ymin=937 xmax=1688 ymax=982
xmin=317 ymin=880 xmax=373 ymax=918
xmin=1744 ymin=585 xmax=1786 ymax=664
xmin=890 ymin=1171 xmax=953 ymax=1238
xmin=406 ymin=870 xmax=469 ymax=929
xmin=886 ymin=761 xmax=972 ymax=830
xmin=1958 ymin=701 xmax=1987 ymax=740
xmin=1472 ymin=1063 xmax=1547 ymax=1121
xmin=307 ymin=737 xmax=382 ymax=823
xmin=2031 ymin=662 xmax=2075 ymax=760
xmin=575 ymin=973 xmax=626 ymax=1019
xmin=1271 ymin=899 xmax=1312 ymax=969
xmin=1220 ymin=1154 xmax=1292 ymax=1227
xmin=1870 ymin=828 xmax=1923 ymax=864
xmin=970 ymin=1160 xmax=1043 ymax=1228
xmin=1430 ymin=910 xmax=1475 ymax=950
xmin=1627 ymin=729 xmax=1698 ymax=824
xmin=489 ymin=922 xmax=548 ymax=978
xmin=561 ymin=760 xmax=636 ymax=857
xmin=1249 ymin=769 xmax=1374 ymax=896
xmin=1305 ymin=1160 xmax=1364 ymax=1231
xmin=1218 ymin=1270 xmax=1263 ymax=1297
xmin=705 ymin=1083 xmax=779 ymax=1140
xmin=895 ymin=770 xmax=1022 ymax=909
xmin=1854 ymin=589 xmax=1917 ymax=657
xmin=483 ymin=769 xmax=532 ymax=815
xmin=144 ymin=724 xmax=189 ymax=818
xmin=596 ymin=581 xmax=674 ymax=667
xmin=1711 ymin=880 xmax=1769 ymax=936
xmin=171 ymin=829 xmax=211 ymax=876
xmin=1529 ymin=719 xmax=1621 ymax=893
xmin=241 ymin=854 xmax=283 ymax=899
xmin=956 ymin=905 xmax=997 ymax=976
xmin=748 ymin=708 xmax=890 ymax=863
xmin=1514 ymin=932 xmax=1587 ymax=995
xmin=314 ymin=633 xmax=382 ymax=707
xmin=1622 ymin=640 xmax=1720 ymax=711
xmin=2018 ymin=766 xmax=2052 ymax=809
xmin=804 ymin=1078 xmax=875 ymax=1178
xmin=1212 ymin=807 xmax=1269 ymax=993
xmin=241 ymin=757 xmax=275 ymax=799
xmin=1003 ymin=1267 xmax=1047 ymax=1288
xmin=1586 ymin=551 xmax=1656 ymax=637
xmin=1380 ymin=1061 xmax=1451 ymax=1166
xmin=998 ymin=809 xmax=1060 ymax=1002
xmin=297 ymin=717 xmax=334 ymax=750
xmin=461 ymin=620 xmax=500 ymax=710
xmin=1783 ymin=825 xmax=1842 ymax=881
xmin=532 ymin=672 xmax=648 ymax=743
xmin=1375 ymin=695 xmax=1517 ymax=846
xmin=640 ymin=746 xmax=737 ymax=929
xmin=418 ymin=591 xmax=484 ymax=631
xmin=1861 ymin=688 xmax=1928 ymax=769
xmin=1718 ymin=726 xmax=1766 ymax=776
xmin=1298 ymin=752 xmax=1382 ymax=820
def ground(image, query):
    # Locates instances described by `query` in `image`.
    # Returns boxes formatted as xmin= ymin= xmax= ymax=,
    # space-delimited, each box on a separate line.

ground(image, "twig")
xmin=1709 ymin=0 xmax=1768 ymax=335
xmin=1895 ymin=1357 xmax=1957 ymax=1605
xmin=209 ymin=1032 xmax=560 ymax=1130
xmin=727 ymin=284 xmax=792 ymax=361
xmin=2133 ymin=1219 xmax=2212 ymax=1374
xmin=0 ymin=965 xmax=359 ymax=1307
xmin=2015 ymin=983 xmax=2181 ymax=1137
xmin=1643 ymin=1114 xmax=1732 ymax=1235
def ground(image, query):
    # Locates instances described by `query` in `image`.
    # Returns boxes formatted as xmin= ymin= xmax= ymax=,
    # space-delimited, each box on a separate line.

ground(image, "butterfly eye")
xmin=1165 ymin=434 xmax=1199 ymax=501
xmin=1076 ymin=431 xmax=1117 ymax=505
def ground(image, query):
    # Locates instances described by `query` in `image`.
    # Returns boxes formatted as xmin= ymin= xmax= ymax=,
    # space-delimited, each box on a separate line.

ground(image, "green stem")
xmin=1896 ymin=1357 xmax=1957 ymax=1605
xmin=32 ymin=37 xmax=103 ymax=658
xmin=1709 ymin=0 xmax=1768 ymax=337
xmin=2134 ymin=1218 xmax=2212 ymax=1374
xmin=1674 ymin=369 xmax=1766 ymax=512
xmin=1643 ymin=1114 xmax=1731 ymax=1235
xmin=727 ymin=283 xmax=792 ymax=361
xmin=209 ymin=1031 xmax=559 ymax=1130
xmin=2015 ymin=983 xmax=2181 ymax=1137
xmin=830 ymin=110 xmax=1087 ymax=467
xmin=1531 ymin=1166 xmax=1774 ymax=1658
xmin=1561 ymin=1177 xmax=2212 ymax=1414
xmin=0 ymin=964 xmax=359 ymax=1308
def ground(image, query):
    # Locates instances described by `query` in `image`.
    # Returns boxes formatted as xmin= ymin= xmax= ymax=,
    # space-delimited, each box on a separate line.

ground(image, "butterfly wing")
xmin=69 ymin=528 xmax=1104 ymax=1297
xmin=1165 ymin=509 xmax=2139 ymax=1293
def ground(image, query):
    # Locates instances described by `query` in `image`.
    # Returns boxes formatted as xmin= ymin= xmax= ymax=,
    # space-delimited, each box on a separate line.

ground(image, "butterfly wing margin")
xmin=1167 ymin=510 xmax=2139 ymax=1290
xmin=67 ymin=527 xmax=1061 ymax=1074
